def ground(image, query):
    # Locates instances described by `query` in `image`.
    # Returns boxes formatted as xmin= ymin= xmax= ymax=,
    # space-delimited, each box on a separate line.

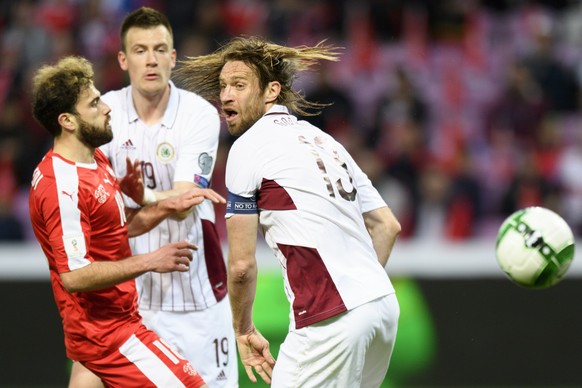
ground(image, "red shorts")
xmin=83 ymin=325 xmax=205 ymax=387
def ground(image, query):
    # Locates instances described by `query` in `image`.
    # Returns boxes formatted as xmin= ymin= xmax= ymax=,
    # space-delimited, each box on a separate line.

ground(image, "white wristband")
xmin=142 ymin=188 xmax=156 ymax=205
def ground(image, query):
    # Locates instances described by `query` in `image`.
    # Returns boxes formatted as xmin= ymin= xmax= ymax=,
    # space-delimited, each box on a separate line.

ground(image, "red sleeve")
xmin=29 ymin=159 xmax=94 ymax=275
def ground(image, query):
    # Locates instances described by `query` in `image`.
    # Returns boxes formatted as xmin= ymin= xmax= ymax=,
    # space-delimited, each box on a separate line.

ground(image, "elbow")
xmin=228 ymin=257 xmax=257 ymax=285
xmin=389 ymin=217 xmax=402 ymax=240
xmin=126 ymin=226 xmax=138 ymax=238
xmin=60 ymin=274 xmax=82 ymax=293
xmin=60 ymin=267 xmax=93 ymax=293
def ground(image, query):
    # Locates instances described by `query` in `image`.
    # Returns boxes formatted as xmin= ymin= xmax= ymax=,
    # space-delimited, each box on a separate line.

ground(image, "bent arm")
xmin=363 ymin=206 xmax=401 ymax=267
xmin=60 ymin=240 xmax=196 ymax=293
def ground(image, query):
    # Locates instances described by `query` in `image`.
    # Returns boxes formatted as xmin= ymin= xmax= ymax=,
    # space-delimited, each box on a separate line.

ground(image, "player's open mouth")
xmin=223 ymin=109 xmax=238 ymax=121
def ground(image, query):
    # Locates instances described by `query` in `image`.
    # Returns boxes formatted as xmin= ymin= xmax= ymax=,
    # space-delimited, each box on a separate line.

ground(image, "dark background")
xmin=1 ymin=278 xmax=580 ymax=387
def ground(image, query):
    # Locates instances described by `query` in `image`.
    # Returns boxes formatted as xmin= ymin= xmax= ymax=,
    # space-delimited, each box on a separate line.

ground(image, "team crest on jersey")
xmin=183 ymin=362 xmax=198 ymax=376
xmin=156 ymin=142 xmax=174 ymax=164
xmin=198 ymin=152 xmax=213 ymax=174
xmin=94 ymin=184 xmax=110 ymax=204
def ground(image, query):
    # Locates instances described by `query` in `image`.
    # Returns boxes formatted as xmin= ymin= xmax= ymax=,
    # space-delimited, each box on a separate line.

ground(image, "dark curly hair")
xmin=31 ymin=56 xmax=94 ymax=137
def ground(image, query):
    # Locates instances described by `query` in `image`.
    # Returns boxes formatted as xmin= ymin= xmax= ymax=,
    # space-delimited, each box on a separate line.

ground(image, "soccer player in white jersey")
xmin=69 ymin=7 xmax=238 ymax=388
xmin=177 ymin=37 xmax=402 ymax=387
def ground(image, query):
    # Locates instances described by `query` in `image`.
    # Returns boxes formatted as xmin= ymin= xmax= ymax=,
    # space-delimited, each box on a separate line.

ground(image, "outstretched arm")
xmin=125 ymin=188 xmax=225 ymax=237
xmin=226 ymin=213 xmax=276 ymax=384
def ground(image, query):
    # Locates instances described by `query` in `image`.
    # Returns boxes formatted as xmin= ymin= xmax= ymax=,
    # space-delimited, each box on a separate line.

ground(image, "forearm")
xmin=145 ymin=181 xmax=197 ymax=203
xmin=127 ymin=184 xmax=220 ymax=236
xmin=125 ymin=197 xmax=180 ymax=237
xmin=60 ymin=254 xmax=151 ymax=293
xmin=60 ymin=240 xmax=195 ymax=292
xmin=364 ymin=206 xmax=401 ymax=267
xmin=228 ymin=256 xmax=258 ymax=335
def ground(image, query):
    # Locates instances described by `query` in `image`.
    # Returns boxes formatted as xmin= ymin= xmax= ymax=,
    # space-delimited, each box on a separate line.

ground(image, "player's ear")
xmin=265 ymin=81 xmax=281 ymax=104
xmin=170 ymin=48 xmax=177 ymax=69
xmin=58 ymin=113 xmax=77 ymax=133
xmin=118 ymin=50 xmax=128 ymax=71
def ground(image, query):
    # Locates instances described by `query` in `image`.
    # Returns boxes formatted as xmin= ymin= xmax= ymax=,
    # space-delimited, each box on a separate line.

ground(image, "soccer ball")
xmin=495 ymin=206 xmax=575 ymax=288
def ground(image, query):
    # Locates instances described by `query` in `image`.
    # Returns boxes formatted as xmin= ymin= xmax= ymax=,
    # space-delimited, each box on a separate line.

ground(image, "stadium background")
xmin=1 ymin=0 xmax=582 ymax=386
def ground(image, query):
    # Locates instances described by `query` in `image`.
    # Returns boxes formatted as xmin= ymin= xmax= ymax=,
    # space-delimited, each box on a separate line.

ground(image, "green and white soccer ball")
xmin=495 ymin=206 xmax=575 ymax=288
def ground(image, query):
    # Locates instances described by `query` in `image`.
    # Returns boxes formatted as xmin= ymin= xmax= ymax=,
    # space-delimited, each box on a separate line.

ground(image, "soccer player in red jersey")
xmin=29 ymin=55 xmax=223 ymax=387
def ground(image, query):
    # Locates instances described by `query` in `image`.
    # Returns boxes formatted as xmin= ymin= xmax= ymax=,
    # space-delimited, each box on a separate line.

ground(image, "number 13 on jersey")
xmin=299 ymin=134 xmax=357 ymax=201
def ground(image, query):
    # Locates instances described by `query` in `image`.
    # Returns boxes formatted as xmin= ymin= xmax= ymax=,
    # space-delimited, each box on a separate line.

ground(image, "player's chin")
xmin=226 ymin=121 xmax=240 ymax=136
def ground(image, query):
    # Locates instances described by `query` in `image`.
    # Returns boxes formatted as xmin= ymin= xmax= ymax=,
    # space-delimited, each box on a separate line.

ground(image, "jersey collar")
xmin=125 ymin=81 xmax=180 ymax=129
xmin=263 ymin=104 xmax=289 ymax=117
xmin=162 ymin=81 xmax=180 ymax=129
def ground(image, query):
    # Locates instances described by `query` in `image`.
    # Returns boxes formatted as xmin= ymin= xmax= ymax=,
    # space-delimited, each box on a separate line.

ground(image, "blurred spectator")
xmin=445 ymin=149 xmax=483 ymax=239
xmin=373 ymin=66 xmax=428 ymax=147
xmin=1 ymin=1 xmax=52 ymax=94
xmin=305 ymin=63 xmax=356 ymax=145
xmin=484 ymin=60 xmax=548 ymax=151
xmin=556 ymin=128 xmax=582 ymax=235
xmin=414 ymin=163 xmax=451 ymax=240
xmin=426 ymin=0 xmax=471 ymax=44
xmin=413 ymin=152 xmax=482 ymax=241
xmin=376 ymin=118 xmax=431 ymax=238
xmin=520 ymin=10 xmax=580 ymax=112
xmin=169 ymin=0 xmax=230 ymax=56
xmin=532 ymin=114 xmax=563 ymax=182
xmin=0 ymin=94 xmax=25 ymax=241
xmin=221 ymin=0 xmax=269 ymax=37
xmin=35 ymin=0 xmax=75 ymax=36
xmin=500 ymin=148 xmax=561 ymax=216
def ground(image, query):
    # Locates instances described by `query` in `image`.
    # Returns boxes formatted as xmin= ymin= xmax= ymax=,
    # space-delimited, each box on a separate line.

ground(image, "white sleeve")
xmin=225 ymin=139 xmax=261 ymax=199
xmin=336 ymin=141 xmax=387 ymax=213
xmin=174 ymin=97 xmax=220 ymax=188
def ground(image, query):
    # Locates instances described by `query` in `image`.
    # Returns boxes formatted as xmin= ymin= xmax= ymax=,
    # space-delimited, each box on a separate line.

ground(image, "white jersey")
xmin=225 ymin=105 xmax=395 ymax=331
xmin=100 ymin=82 xmax=227 ymax=312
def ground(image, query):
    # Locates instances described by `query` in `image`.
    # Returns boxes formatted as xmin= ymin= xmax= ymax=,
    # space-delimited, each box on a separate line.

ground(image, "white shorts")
xmin=271 ymin=293 xmax=399 ymax=388
xmin=139 ymin=297 xmax=238 ymax=388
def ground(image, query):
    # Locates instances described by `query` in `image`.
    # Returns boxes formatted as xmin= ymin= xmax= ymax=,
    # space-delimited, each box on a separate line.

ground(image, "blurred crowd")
xmin=2 ymin=0 xmax=582 ymax=242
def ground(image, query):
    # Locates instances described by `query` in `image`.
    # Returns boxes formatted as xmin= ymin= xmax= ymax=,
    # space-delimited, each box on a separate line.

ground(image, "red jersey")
xmin=29 ymin=149 xmax=142 ymax=361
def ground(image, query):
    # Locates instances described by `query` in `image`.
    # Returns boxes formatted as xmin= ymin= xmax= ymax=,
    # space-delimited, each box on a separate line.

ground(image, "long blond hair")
xmin=175 ymin=36 xmax=340 ymax=116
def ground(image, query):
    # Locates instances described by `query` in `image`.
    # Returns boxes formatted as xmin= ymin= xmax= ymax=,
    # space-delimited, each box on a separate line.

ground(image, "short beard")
xmin=76 ymin=117 xmax=113 ymax=148
xmin=227 ymin=99 xmax=266 ymax=137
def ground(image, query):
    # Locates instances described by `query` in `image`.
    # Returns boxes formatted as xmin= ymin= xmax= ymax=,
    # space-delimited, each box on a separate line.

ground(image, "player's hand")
xmin=119 ymin=158 xmax=145 ymax=204
xmin=169 ymin=188 xmax=226 ymax=219
xmin=149 ymin=241 xmax=197 ymax=273
xmin=236 ymin=328 xmax=276 ymax=384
